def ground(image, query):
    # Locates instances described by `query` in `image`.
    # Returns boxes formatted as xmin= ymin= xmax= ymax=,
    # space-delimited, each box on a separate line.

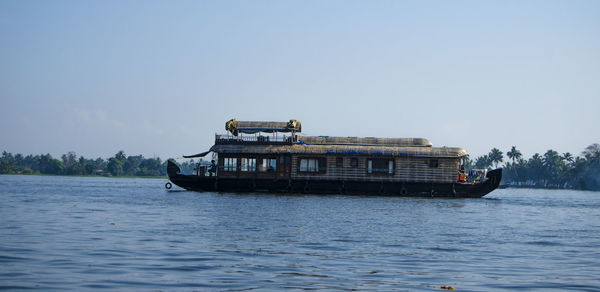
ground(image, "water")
xmin=1 ymin=175 xmax=599 ymax=291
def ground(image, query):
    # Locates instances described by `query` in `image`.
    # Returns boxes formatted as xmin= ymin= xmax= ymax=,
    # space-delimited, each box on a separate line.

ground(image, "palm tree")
xmin=115 ymin=150 xmax=126 ymax=163
xmin=506 ymin=146 xmax=522 ymax=164
xmin=506 ymin=146 xmax=522 ymax=182
xmin=488 ymin=148 xmax=503 ymax=169
xmin=528 ymin=153 xmax=544 ymax=184
xmin=582 ymin=144 xmax=600 ymax=160
xmin=543 ymin=150 xmax=562 ymax=185
xmin=543 ymin=150 xmax=560 ymax=167
xmin=562 ymin=152 xmax=574 ymax=166
xmin=474 ymin=154 xmax=491 ymax=169
xmin=463 ymin=154 xmax=473 ymax=170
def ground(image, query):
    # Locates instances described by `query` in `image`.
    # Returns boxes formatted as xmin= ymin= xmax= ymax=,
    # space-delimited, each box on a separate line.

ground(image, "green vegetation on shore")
xmin=469 ymin=143 xmax=600 ymax=191
xmin=0 ymin=151 xmax=201 ymax=178
xmin=2 ymin=144 xmax=599 ymax=191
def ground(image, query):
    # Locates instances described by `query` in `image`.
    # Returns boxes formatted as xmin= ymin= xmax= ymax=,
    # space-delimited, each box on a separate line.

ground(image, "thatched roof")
xmin=226 ymin=119 xmax=301 ymax=136
xmin=298 ymin=136 xmax=432 ymax=147
xmin=210 ymin=144 xmax=466 ymax=158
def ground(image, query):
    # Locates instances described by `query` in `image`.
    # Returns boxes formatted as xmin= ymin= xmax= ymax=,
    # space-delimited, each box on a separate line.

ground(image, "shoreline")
xmin=0 ymin=173 xmax=166 ymax=179
xmin=499 ymin=184 xmax=599 ymax=192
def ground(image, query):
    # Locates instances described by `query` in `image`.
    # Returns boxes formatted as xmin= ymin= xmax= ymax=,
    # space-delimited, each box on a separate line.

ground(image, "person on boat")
xmin=208 ymin=160 xmax=216 ymax=176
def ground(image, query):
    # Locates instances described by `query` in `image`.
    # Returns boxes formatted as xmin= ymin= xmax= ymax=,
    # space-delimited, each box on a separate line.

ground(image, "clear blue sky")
xmin=1 ymin=0 xmax=599 ymax=161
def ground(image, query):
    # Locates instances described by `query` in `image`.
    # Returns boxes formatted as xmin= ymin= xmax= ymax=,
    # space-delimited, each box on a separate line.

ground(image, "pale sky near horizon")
xmin=1 ymin=0 xmax=599 ymax=162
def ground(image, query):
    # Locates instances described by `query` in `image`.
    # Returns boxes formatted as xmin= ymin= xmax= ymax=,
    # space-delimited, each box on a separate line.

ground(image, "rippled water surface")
xmin=1 ymin=175 xmax=599 ymax=291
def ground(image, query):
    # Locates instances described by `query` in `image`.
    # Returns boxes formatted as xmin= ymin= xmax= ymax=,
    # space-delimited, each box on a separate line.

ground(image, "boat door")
xmin=278 ymin=155 xmax=291 ymax=178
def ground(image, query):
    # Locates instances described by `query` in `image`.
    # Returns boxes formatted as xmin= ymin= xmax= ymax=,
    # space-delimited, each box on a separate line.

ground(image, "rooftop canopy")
xmin=210 ymin=144 xmax=467 ymax=158
xmin=298 ymin=136 xmax=432 ymax=147
xmin=225 ymin=119 xmax=302 ymax=136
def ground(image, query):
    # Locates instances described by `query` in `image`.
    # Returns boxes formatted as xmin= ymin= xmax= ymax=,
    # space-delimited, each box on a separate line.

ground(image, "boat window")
xmin=367 ymin=158 xmax=394 ymax=174
xmin=260 ymin=158 xmax=277 ymax=172
xmin=336 ymin=157 xmax=343 ymax=167
xmin=350 ymin=158 xmax=358 ymax=167
xmin=241 ymin=158 xmax=256 ymax=172
xmin=429 ymin=159 xmax=439 ymax=168
xmin=223 ymin=158 xmax=237 ymax=172
xmin=299 ymin=158 xmax=326 ymax=173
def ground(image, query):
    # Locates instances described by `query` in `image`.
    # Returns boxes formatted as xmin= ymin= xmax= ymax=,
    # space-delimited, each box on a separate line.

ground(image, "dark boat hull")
xmin=167 ymin=164 xmax=502 ymax=198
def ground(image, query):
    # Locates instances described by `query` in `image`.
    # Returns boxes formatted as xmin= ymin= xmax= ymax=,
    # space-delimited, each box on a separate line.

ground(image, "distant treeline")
xmin=0 ymin=151 xmax=203 ymax=177
xmin=468 ymin=143 xmax=600 ymax=191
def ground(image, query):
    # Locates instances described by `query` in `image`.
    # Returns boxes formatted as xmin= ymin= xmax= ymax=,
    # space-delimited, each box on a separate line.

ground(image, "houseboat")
xmin=166 ymin=119 xmax=502 ymax=197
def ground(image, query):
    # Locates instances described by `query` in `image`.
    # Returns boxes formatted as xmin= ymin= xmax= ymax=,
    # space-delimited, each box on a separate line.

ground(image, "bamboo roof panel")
xmin=210 ymin=144 xmax=467 ymax=158
xmin=298 ymin=136 xmax=432 ymax=147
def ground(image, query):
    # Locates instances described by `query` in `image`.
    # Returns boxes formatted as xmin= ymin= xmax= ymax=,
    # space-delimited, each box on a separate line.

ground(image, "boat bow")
xmin=167 ymin=160 xmax=181 ymax=177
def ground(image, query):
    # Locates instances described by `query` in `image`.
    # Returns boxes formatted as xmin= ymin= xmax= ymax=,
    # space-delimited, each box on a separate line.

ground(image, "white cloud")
xmin=141 ymin=120 xmax=165 ymax=135
xmin=73 ymin=107 xmax=91 ymax=122
xmin=71 ymin=106 xmax=126 ymax=130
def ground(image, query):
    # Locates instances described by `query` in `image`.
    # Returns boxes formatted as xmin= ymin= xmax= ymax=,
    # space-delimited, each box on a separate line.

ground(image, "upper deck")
xmin=214 ymin=134 xmax=432 ymax=147
xmin=211 ymin=119 xmax=466 ymax=158
xmin=212 ymin=134 xmax=466 ymax=158
xmin=215 ymin=133 xmax=297 ymax=145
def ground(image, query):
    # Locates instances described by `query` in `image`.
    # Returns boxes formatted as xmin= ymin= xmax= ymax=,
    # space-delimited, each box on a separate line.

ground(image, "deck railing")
xmin=215 ymin=133 xmax=296 ymax=144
